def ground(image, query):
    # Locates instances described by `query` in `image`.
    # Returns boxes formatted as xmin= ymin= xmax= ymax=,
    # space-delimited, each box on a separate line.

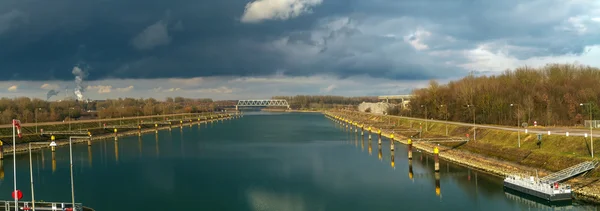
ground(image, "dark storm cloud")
xmin=0 ymin=0 xmax=598 ymax=81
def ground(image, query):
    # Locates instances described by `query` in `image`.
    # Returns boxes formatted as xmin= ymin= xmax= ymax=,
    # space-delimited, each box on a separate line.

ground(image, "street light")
xmin=440 ymin=105 xmax=448 ymax=136
xmin=69 ymin=107 xmax=74 ymax=131
xmin=511 ymin=103 xmax=521 ymax=148
xmin=466 ymin=104 xmax=476 ymax=141
xmin=29 ymin=141 xmax=57 ymax=210
xmin=421 ymin=105 xmax=428 ymax=132
xmin=35 ymin=108 xmax=42 ymax=134
xmin=119 ymin=106 xmax=124 ymax=125
xmin=580 ymin=103 xmax=594 ymax=158
xmin=69 ymin=136 xmax=90 ymax=209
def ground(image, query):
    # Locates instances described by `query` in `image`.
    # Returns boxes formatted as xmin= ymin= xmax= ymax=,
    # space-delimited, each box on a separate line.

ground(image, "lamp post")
xmin=441 ymin=105 xmax=448 ymax=136
xmin=580 ymin=103 xmax=594 ymax=158
xmin=466 ymin=104 xmax=476 ymax=141
xmin=421 ymin=105 xmax=428 ymax=132
xmin=68 ymin=107 xmax=74 ymax=131
xmin=69 ymin=136 xmax=90 ymax=209
xmin=511 ymin=103 xmax=521 ymax=148
xmin=29 ymin=141 xmax=56 ymax=210
xmin=35 ymin=108 xmax=41 ymax=134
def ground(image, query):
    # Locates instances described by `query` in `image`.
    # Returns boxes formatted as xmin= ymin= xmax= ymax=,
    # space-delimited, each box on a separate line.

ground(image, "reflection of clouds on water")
xmin=246 ymin=187 xmax=324 ymax=211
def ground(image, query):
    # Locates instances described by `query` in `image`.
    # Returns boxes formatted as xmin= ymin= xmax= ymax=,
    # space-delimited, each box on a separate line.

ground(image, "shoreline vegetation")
xmin=404 ymin=64 xmax=600 ymax=128
xmin=326 ymin=110 xmax=600 ymax=204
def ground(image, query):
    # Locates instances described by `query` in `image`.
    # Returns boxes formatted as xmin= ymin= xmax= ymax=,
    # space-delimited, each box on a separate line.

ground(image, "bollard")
xmin=0 ymin=141 xmax=3 ymax=160
xmin=51 ymin=135 xmax=56 ymax=152
xmin=378 ymin=130 xmax=382 ymax=145
xmin=114 ymin=128 xmax=118 ymax=137
xmin=368 ymin=127 xmax=372 ymax=140
xmin=408 ymin=139 xmax=413 ymax=160
xmin=434 ymin=147 xmax=440 ymax=172
xmin=87 ymin=139 xmax=92 ymax=146
xmin=361 ymin=126 xmax=364 ymax=136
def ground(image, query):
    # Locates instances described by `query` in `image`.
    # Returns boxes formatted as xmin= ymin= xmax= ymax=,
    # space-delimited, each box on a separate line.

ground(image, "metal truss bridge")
xmin=236 ymin=99 xmax=290 ymax=110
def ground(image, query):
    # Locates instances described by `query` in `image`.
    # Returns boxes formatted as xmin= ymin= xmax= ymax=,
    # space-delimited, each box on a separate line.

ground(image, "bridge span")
xmin=236 ymin=99 xmax=290 ymax=110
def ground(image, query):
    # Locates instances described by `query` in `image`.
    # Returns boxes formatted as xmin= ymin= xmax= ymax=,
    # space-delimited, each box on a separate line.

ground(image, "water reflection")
xmin=138 ymin=136 xmax=143 ymax=158
xmin=378 ymin=144 xmax=382 ymax=161
xmin=115 ymin=138 xmax=120 ymax=164
xmin=88 ymin=146 xmax=92 ymax=168
xmin=390 ymin=150 xmax=395 ymax=169
xmin=0 ymin=160 xmax=4 ymax=180
xmin=368 ymin=140 xmax=372 ymax=156
xmin=51 ymin=151 xmax=56 ymax=173
xmin=155 ymin=133 xmax=160 ymax=157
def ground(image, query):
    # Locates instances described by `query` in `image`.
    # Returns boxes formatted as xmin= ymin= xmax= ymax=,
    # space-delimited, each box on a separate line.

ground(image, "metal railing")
xmin=1 ymin=201 xmax=86 ymax=211
xmin=540 ymin=161 xmax=599 ymax=184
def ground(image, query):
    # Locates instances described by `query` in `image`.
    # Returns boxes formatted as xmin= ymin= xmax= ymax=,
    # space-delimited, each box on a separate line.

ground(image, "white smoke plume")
xmin=71 ymin=66 xmax=88 ymax=101
xmin=46 ymin=90 xmax=60 ymax=100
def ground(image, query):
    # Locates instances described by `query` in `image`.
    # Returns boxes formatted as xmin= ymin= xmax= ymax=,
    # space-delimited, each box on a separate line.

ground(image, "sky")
xmin=1 ymin=0 xmax=600 ymax=100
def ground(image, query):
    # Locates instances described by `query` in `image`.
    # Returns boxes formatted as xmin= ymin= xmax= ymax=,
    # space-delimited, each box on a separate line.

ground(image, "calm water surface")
xmin=0 ymin=112 xmax=598 ymax=210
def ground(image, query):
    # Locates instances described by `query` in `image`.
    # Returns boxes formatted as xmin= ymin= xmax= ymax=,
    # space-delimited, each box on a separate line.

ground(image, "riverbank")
xmin=325 ymin=111 xmax=600 ymax=204
xmin=2 ymin=116 xmax=235 ymax=156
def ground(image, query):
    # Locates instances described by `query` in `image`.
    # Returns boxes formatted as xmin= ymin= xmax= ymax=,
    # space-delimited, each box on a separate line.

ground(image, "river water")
xmin=0 ymin=112 xmax=598 ymax=210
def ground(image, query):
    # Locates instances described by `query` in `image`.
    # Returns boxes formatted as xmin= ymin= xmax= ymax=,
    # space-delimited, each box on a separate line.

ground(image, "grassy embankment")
xmin=333 ymin=111 xmax=600 ymax=202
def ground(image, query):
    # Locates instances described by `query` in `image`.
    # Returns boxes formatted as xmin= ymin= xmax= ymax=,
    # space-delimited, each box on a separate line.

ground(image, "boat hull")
xmin=504 ymin=181 xmax=572 ymax=202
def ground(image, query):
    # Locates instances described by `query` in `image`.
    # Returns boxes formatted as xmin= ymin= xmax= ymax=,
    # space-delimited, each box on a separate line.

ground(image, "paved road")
xmin=0 ymin=112 xmax=232 ymax=129
xmin=346 ymin=111 xmax=599 ymax=138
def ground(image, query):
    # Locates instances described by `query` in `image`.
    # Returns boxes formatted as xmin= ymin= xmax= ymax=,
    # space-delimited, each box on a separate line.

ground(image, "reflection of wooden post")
xmin=52 ymin=151 xmax=56 ymax=173
xmin=407 ymin=139 xmax=413 ymax=160
xmin=435 ymin=172 xmax=441 ymax=196
xmin=390 ymin=134 xmax=395 ymax=151
xmin=434 ymin=147 xmax=440 ymax=172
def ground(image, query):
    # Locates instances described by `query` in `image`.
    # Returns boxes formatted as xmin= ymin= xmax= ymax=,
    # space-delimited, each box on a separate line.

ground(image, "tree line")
xmin=406 ymin=63 xmax=600 ymax=127
xmin=0 ymin=97 xmax=234 ymax=124
xmin=272 ymin=95 xmax=378 ymax=109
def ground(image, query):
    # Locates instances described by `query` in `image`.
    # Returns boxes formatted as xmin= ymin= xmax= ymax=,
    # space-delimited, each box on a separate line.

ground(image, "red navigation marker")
xmin=12 ymin=190 xmax=23 ymax=200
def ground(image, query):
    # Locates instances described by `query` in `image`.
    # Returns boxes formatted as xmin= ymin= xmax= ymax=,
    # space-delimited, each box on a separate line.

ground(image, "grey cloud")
xmin=0 ymin=0 xmax=598 ymax=82
xmin=132 ymin=20 xmax=171 ymax=50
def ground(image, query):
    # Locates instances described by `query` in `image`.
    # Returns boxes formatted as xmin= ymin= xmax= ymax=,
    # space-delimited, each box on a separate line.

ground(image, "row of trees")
xmin=407 ymin=63 xmax=600 ymax=126
xmin=0 ymin=97 xmax=234 ymax=124
xmin=272 ymin=95 xmax=378 ymax=109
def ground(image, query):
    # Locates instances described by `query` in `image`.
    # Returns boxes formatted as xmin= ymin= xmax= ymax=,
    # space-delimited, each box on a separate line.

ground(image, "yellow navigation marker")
xmin=407 ymin=139 xmax=412 ymax=144
xmin=434 ymin=147 xmax=439 ymax=154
